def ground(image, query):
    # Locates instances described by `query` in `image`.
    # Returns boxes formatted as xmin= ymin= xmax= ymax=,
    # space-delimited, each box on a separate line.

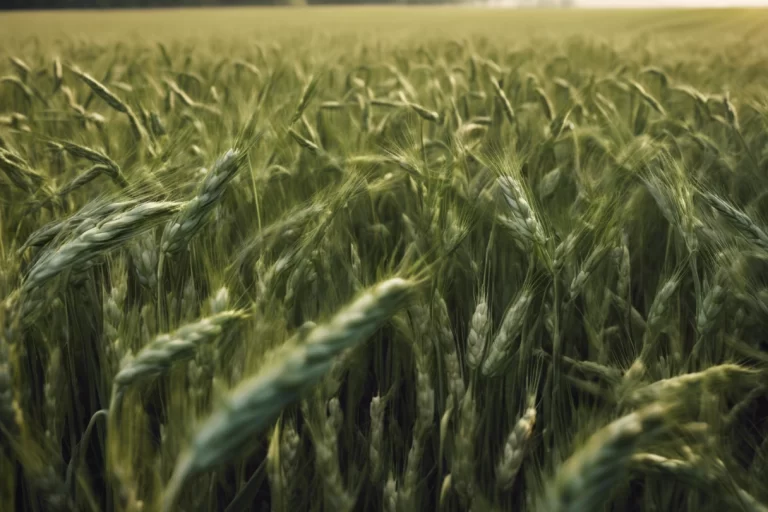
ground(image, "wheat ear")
xmin=161 ymin=278 xmax=414 ymax=511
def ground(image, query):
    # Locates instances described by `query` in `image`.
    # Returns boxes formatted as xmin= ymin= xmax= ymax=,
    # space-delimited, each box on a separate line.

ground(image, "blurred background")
xmin=2 ymin=0 xmax=768 ymax=11
xmin=1 ymin=0 xmax=579 ymax=7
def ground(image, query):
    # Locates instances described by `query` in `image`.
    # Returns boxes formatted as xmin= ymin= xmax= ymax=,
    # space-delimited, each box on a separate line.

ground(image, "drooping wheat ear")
xmin=535 ymin=349 xmax=621 ymax=385
xmin=21 ymin=201 xmax=184 ymax=308
xmin=626 ymin=364 xmax=759 ymax=406
xmin=369 ymin=394 xmax=386 ymax=482
xmin=533 ymin=85 xmax=555 ymax=121
xmin=59 ymin=141 xmax=126 ymax=184
xmin=71 ymin=67 xmax=128 ymax=113
xmin=161 ymin=278 xmax=414 ymax=511
xmin=160 ymin=149 xmax=246 ymax=255
xmin=408 ymin=101 xmax=441 ymax=123
xmin=466 ymin=298 xmax=490 ymax=371
xmin=496 ymin=176 xmax=546 ymax=250
xmin=628 ymin=79 xmax=666 ymax=115
xmin=9 ymin=56 xmax=30 ymax=79
xmin=482 ymin=291 xmax=532 ymax=376
xmin=497 ymin=393 xmax=537 ymax=491
xmin=288 ymin=127 xmax=321 ymax=155
xmin=701 ymin=191 xmax=768 ymax=250
xmin=0 ymin=149 xmax=47 ymax=194
xmin=71 ymin=66 xmax=146 ymax=142
xmin=0 ymin=76 xmax=34 ymax=105
xmin=490 ymin=78 xmax=515 ymax=124
xmin=20 ymin=200 xmax=138 ymax=254
xmin=57 ymin=164 xmax=127 ymax=197
xmin=540 ymin=404 xmax=670 ymax=512
xmin=111 ymin=310 xmax=246 ymax=409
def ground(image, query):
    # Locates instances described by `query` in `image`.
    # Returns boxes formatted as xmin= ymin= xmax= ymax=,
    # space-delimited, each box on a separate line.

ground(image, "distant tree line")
xmin=0 ymin=0 xmax=576 ymax=12
xmin=0 ymin=0 xmax=432 ymax=9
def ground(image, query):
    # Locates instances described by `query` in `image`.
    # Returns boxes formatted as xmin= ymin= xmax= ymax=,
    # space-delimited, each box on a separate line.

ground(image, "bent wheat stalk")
xmin=20 ymin=201 xmax=184 ymax=319
xmin=161 ymin=278 xmax=415 ymax=511
xmin=539 ymin=404 xmax=670 ymax=512
xmin=160 ymin=149 xmax=247 ymax=255
xmin=110 ymin=310 xmax=247 ymax=412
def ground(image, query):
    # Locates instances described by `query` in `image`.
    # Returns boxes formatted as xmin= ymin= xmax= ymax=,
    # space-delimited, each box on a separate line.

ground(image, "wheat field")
xmin=1 ymin=6 xmax=768 ymax=512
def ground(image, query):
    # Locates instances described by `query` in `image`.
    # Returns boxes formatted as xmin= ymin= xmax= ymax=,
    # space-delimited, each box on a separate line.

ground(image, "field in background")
xmin=2 ymin=6 xmax=768 ymax=512
xmin=2 ymin=6 xmax=768 ymax=42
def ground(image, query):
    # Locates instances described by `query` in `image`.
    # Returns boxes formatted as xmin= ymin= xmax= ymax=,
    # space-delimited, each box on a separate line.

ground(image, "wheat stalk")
xmin=161 ymin=278 xmax=414 ymax=510
xmin=20 ymin=201 xmax=184 ymax=317
xmin=466 ymin=298 xmax=490 ymax=370
xmin=540 ymin=404 xmax=671 ymax=512
xmin=483 ymin=291 xmax=532 ymax=376
xmin=497 ymin=394 xmax=537 ymax=491
xmin=111 ymin=310 xmax=246 ymax=410
xmin=160 ymin=149 xmax=246 ymax=255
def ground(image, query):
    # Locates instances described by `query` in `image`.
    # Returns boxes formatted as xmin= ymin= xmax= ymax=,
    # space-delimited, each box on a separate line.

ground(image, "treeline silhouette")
xmin=0 ymin=0 xmax=427 ymax=8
